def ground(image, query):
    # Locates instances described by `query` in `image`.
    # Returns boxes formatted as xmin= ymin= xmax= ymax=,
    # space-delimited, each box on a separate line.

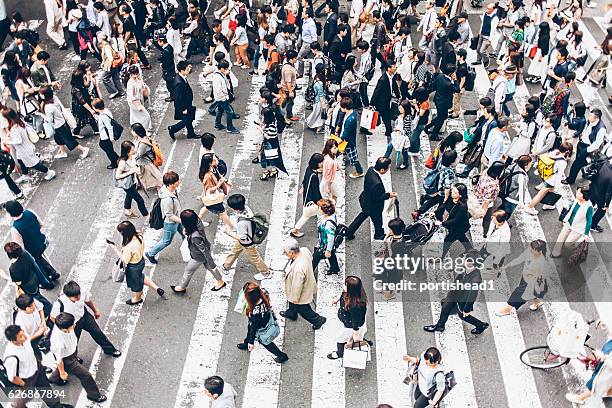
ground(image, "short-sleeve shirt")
xmin=50 ymin=291 xmax=92 ymax=322
xmin=14 ymin=299 xmax=44 ymax=338
xmin=3 ymin=338 xmax=37 ymax=380
xmin=50 ymin=328 xmax=78 ymax=362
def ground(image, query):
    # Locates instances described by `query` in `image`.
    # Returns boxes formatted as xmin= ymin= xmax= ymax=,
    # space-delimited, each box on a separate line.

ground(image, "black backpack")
xmin=0 ymin=149 xmax=15 ymax=175
xmin=149 ymin=198 xmax=165 ymax=230
xmin=364 ymin=63 xmax=376 ymax=81
xmin=498 ymin=168 xmax=521 ymax=199
xmin=332 ymin=222 xmax=348 ymax=250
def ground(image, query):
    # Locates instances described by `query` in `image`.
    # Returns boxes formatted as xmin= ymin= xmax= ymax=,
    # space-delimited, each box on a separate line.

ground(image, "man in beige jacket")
xmin=279 ymin=239 xmax=327 ymax=330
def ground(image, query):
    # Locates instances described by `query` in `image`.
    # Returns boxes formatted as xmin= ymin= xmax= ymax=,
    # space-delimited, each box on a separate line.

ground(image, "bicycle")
xmin=520 ymin=319 xmax=600 ymax=370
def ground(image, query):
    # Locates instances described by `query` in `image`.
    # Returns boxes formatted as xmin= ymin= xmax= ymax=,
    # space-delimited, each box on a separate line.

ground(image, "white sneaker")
xmin=407 ymin=152 xmax=420 ymax=157
xmin=54 ymin=152 xmax=68 ymax=159
xmin=542 ymin=204 xmax=556 ymax=210
xmin=565 ymin=393 xmax=585 ymax=404
xmin=15 ymin=175 xmax=29 ymax=184
xmin=80 ymin=147 xmax=90 ymax=159
xmin=254 ymin=272 xmax=271 ymax=280
xmin=71 ymin=54 xmax=81 ymax=61
xmin=43 ymin=170 xmax=56 ymax=181
xmin=524 ymin=207 xmax=539 ymax=215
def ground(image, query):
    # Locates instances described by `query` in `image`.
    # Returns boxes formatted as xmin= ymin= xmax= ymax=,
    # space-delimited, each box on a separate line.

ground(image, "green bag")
xmin=463 ymin=127 xmax=475 ymax=144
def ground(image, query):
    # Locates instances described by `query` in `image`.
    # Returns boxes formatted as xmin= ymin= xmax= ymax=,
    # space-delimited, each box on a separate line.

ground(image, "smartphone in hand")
xmin=106 ymin=239 xmax=116 ymax=246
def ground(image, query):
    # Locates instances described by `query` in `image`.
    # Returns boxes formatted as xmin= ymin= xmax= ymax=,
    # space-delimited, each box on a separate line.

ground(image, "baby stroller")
xmin=402 ymin=215 xmax=438 ymax=253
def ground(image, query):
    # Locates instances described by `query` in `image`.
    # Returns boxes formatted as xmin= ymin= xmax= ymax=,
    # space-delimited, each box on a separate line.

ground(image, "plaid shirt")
xmin=438 ymin=165 xmax=455 ymax=193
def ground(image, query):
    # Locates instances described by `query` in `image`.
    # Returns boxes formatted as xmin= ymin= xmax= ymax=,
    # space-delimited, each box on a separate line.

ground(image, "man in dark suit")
xmin=370 ymin=60 xmax=400 ymax=139
xmin=156 ymin=34 xmax=176 ymax=102
xmin=322 ymin=3 xmax=338 ymax=54
xmin=345 ymin=157 xmax=397 ymax=241
xmin=425 ymin=63 xmax=460 ymax=141
xmin=168 ymin=60 xmax=198 ymax=140
xmin=327 ymin=24 xmax=349 ymax=83
xmin=423 ymin=250 xmax=489 ymax=335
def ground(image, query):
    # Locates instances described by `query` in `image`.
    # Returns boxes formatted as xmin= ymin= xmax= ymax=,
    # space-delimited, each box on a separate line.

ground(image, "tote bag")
xmin=180 ymin=239 xmax=191 ymax=262
xmin=111 ymin=259 xmax=125 ymax=283
xmin=256 ymin=313 xmax=280 ymax=345
xmin=360 ymin=108 xmax=378 ymax=131
xmin=342 ymin=340 xmax=371 ymax=369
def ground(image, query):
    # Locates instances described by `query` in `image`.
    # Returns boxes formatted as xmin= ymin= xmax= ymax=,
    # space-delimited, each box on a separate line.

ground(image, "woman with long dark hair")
xmin=237 ymin=282 xmax=289 ymax=364
xmin=258 ymin=106 xmax=285 ymax=180
xmin=305 ymin=64 xmax=327 ymax=133
xmin=126 ymin=65 xmax=152 ymax=131
xmin=131 ymin=123 xmax=162 ymax=191
xmin=437 ymin=183 xmax=471 ymax=258
xmin=327 ymin=275 xmax=368 ymax=360
xmin=507 ymin=103 xmax=537 ymax=164
xmin=70 ymin=68 xmax=99 ymax=137
xmin=115 ymin=140 xmax=149 ymax=218
xmin=472 ymin=161 xmax=505 ymax=235
xmin=109 ymin=221 xmax=164 ymax=305
xmin=171 ymin=210 xmax=226 ymax=294
xmin=39 ymin=86 xmax=89 ymax=159
xmin=496 ymin=239 xmax=549 ymax=315
xmin=525 ymin=22 xmax=550 ymax=84
xmin=198 ymin=153 xmax=232 ymax=225
xmin=312 ymin=199 xmax=340 ymax=275
xmin=290 ymin=153 xmax=324 ymax=238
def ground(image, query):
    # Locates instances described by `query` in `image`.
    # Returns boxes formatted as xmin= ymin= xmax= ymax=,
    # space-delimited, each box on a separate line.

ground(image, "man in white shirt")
xmin=483 ymin=117 xmax=510 ymax=171
xmin=92 ymin=98 xmax=119 ymax=169
xmin=297 ymin=8 xmax=318 ymax=77
xmin=3 ymin=325 xmax=69 ymax=408
xmin=356 ymin=40 xmax=372 ymax=107
xmin=50 ymin=280 xmax=121 ymax=357
xmin=417 ymin=0 xmax=437 ymax=49
xmin=94 ymin=1 xmax=112 ymax=38
xmin=566 ymin=108 xmax=607 ymax=184
xmin=48 ymin=313 xmax=107 ymax=403
xmin=14 ymin=294 xmax=47 ymax=360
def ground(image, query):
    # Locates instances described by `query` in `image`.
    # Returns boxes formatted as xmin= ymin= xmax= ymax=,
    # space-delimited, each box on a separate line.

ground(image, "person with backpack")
xmin=171 ymin=210 xmax=226 ymax=293
xmin=311 ymin=199 xmax=340 ymax=275
xmin=221 ymin=194 xmax=270 ymax=281
xmin=97 ymin=31 xmax=125 ymax=99
xmin=145 ymin=171 xmax=184 ymax=265
xmin=291 ymin=153 xmax=324 ymax=238
xmin=437 ymin=183 xmax=472 ymax=258
xmin=280 ymin=239 xmax=327 ymax=330
xmin=345 ymin=157 xmax=398 ymax=241
xmin=499 ymin=154 xmax=532 ymax=217
xmin=4 ymin=243 xmax=53 ymax=314
xmin=13 ymin=294 xmax=48 ymax=362
xmin=213 ymin=60 xmax=241 ymax=134
xmin=531 ymin=114 xmax=557 ymax=159
xmin=3 ymin=325 xmax=72 ymax=408
xmin=132 ymin=123 xmax=163 ymax=191
xmin=402 ymin=347 xmax=448 ymax=408
xmin=566 ymin=108 xmax=607 ymax=185
xmin=48 ymin=312 xmax=107 ymax=403
xmin=525 ymin=141 xmax=573 ymax=215
xmin=413 ymin=150 xmax=458 ymax=220
xmin=5 ymin=200 xmax=61 ymax=284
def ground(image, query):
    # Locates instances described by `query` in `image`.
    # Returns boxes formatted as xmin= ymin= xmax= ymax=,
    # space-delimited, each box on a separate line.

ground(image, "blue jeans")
xmin=384 ymin=143 xmax=409 ymax=165
xmin=146 ymin=222 xmax=184 ymax=258
xmin=215 ymin=100 xmax=236 ymax=130
xmin=409 ymin=125 xmax=424 ymax=153
xmin=500 ymin=199 xmax=518 ymax=218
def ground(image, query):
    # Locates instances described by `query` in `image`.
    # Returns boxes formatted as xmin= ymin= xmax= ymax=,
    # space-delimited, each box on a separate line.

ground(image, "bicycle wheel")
xmin=520 ymin=346 xmax=570 ymax=369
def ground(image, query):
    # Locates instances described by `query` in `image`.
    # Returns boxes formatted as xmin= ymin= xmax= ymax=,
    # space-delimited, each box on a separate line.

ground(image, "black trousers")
xmin=434 ymin=300 xmax=487 ymax=330
xmin=285 ymin=302 xmax=323 ymax=325
xmin=99 ymin=139 xmax=118 ymax=166
xmin=592 ymin=201 xmax=607 ymax=229
xmin=0 ymin=18 xmax=9 ymax=49
xmin=242 ymin=337 xmax=287 ymax=359
xmin=441 ymin=232 xmax=471 ymax=258
xmin=169 ymin=113 xmax=195 ymax=137
xmin=75 ymin=310 xmax=117 ymax=354
xmin=18 ymin=160 xmax=48 ymax=175
xmin=413 ymin=385 xmax=432 ymax=408
xmin=49 ymin=352 xmax=101 ymax=400
xmin=566 ymin=141 xmax=589 ymax=184
xmin=312 ymin=248 xmax=340 ymax=274
xmin=359 ymin=82 xmax=369 ymax=107
xmin=0 ymin=172 xmax=21 ymax=195
xmin=164 ymin=74 xmax=176 ymax=100
xmin=123 ymin=184 xmax=149 ymax=216
xmin=507 ymin=277 xmax=528 ymax=310
xmin=380 ymin=109 xmax=392 ymax=139
xmin=32 ymin=291 xmax=52 ymax=318
xmin=427 ymin=105 xmax=450 ymax=139
xmin=346 ymin=209 xmax=384 ymax=238
xmin=13 ymin=363 xmax=62 ymax=408
xmin=33 ymin=250 xmax=58 ymax=282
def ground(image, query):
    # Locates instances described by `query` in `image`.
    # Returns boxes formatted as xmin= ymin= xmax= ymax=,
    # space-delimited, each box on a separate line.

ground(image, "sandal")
xmin=269 ymin=169 xmax=278 ymax=178
xmin=289 ymin=230 xmax=304 ymax=238
xmin=260 ymin=171 xmax=271 ymax=180
xmin=126 ymin=298 xmax=143 ymax=306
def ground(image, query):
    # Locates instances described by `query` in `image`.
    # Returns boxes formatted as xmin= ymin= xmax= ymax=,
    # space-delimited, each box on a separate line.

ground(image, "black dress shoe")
xmin=157 ymin=288 xmax=165 ymax=297
xmin=236 ymin=343 xmax=248 ymax=350
xmin=373 ymin=234 xmax=385 ymax=241
xmin=186 ymin=134 xmax=199 ymax=139
xmin=168 ymin=126 xmax=176 ymax=140
xmin=50 ymin=273 xmax=61 ymax=281
xmin=279 ymin=311 xmax=297 ymax=321
xmin=312 ymin=316 xmax=327 ymax=330
xmin=105 ymin=350 xmax=122 ymax=357
xmin=76 ymin=357 xmax=84 ymax=364
xmin=106 ymin=164 xmax=117 ymax=169
xmin=87 ymin=395 xmax=107 ymax=403
xmin=233 ymin=113 xmax=241 ymax=119
xmin=211 ymin=282 xmax=227 ymax=291
xmin=423 ymin=325 xmax=445 ymax=333
xmin=274 ymin=354 xmax=289 ymax=363
xmin=345 ymin=234 xmax=356 ymax=241
xmin=471 ymin=322 xmax=489 ymax=335
xmin=171 ymin=285 xmax=187 ymax=294
xmin=54 ymin=378 xmax=68 ymax=386
xmin=164 ymin=97 xmax=174 ymax=102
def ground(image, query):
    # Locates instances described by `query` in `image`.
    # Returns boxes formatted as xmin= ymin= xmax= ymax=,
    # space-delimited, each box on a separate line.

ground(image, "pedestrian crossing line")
xmin=414 ymin=122 xmax=479 ymax=408
xmin=241 ymin=87 xmax=307 ymax=408
xmin=173 ymin=75 xmax=267 ymax=408
xmin=489 ymin=74 xmax=606 ymax=408
xmin=363 ymin=66 xmax=410 ymax=408
xmin=75 ymin=104 xmax=202 ymax=408
xmin=311 ymin=133 xmax=347 ymax=408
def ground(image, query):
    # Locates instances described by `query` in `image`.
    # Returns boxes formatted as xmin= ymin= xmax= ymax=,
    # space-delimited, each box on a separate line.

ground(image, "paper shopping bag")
xmin=360 ymin=108 xmax=378 ymax=131
xmin=342 ymin=344 xmax=370 ymax=369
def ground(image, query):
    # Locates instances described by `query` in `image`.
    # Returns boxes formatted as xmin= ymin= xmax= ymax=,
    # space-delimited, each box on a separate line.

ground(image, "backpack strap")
xmin=57 ymin=298 xmax=64 ymax=313
xmin=3 ymin=355 xmax=19 ymax=379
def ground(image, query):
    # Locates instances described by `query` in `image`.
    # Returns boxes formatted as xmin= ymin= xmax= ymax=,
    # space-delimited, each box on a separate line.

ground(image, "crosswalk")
xmin=0 ymin=12 xmax=611 ymax=408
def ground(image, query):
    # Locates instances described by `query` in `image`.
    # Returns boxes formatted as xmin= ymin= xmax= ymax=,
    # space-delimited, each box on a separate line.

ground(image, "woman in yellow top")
xmin=110 ymin=221 xmax=164 ymax=305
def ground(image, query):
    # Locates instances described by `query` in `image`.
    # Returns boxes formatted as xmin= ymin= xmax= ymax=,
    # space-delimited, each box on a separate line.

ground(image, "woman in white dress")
xmin=126 ymin=65 xmax=151 ymax=132
xmin=526 ymin=22 xmax=551 ymax=83
xmin=506 ymin=103 xmax=537 ymax=164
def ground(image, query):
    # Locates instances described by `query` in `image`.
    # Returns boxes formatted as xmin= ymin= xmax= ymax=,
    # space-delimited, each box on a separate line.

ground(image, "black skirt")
xmin=125 ymin=258 xmax=145 ymax=292
xmin=53 ymin=124 xmax=78 ymax=151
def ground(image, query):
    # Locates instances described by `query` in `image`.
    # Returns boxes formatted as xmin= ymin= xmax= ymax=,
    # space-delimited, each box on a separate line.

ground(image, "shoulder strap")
xmin=57 ymin=298 xmax=64 ymax=313
xmin=3 ymin=355 xmax=19 ymax=378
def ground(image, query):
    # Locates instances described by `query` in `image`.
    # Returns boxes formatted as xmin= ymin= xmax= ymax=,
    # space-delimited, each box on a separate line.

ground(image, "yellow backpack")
xmin=537 ymin=154 xmax=561 ymax=180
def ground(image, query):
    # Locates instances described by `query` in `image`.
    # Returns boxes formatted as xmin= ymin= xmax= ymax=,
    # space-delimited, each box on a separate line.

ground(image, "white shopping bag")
xmin=180 ymin=239 xmax=191 ymax=262
xmin=359 ymin=108 xmax=378 ymax=131
xmin=342 ymin=341 xmax=371 ymax=369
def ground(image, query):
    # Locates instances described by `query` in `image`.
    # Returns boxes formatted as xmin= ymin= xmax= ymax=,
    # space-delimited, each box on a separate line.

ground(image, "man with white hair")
xmin=279 ymin=239 xmax=327 ymax=330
